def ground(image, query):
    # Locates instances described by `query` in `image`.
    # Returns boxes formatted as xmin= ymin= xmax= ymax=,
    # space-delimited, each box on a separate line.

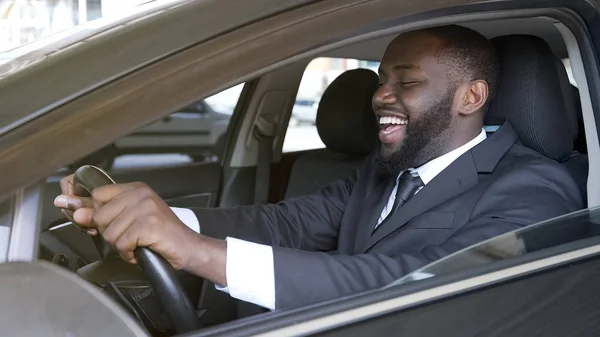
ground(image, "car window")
xmin=282 ymin=57 xmax=380 ymax=153
xmin=389 ymin=206 xmax=600 ymax=287
xmin=66 ymin=83 xmax=244 ymax=172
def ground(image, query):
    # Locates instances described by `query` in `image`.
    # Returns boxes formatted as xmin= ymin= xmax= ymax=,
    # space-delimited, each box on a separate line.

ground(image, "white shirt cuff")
xmin=215 ymin=237 xmax=275 ymax=310
xmin=170 ymin=207 xmax=200 ymax=234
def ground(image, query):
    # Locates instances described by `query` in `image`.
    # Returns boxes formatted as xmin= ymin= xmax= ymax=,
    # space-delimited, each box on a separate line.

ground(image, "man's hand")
xmin=53 ymin=175 xmax=227 ymax=286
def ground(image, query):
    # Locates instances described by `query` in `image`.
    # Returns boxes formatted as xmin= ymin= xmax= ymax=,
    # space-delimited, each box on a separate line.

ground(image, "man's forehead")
xmin=380 ymin=32 xmax=444 ymax=67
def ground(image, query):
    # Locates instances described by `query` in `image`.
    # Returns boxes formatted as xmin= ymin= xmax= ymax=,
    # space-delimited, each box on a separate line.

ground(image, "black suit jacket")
xmin=194 ymin=122 xmax=583 ymax=309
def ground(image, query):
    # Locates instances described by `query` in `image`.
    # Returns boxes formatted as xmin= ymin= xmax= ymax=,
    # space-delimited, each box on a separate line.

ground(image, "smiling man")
xmin=55 ymin=25 xmax=582 ymax=310
xmin=374 ymin=28 xmax=493 ymax=178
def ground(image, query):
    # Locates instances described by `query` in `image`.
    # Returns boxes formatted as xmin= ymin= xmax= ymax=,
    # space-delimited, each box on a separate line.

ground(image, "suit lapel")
xmin=362 ymin=153 xmax=479 ymax=252
xmin=353 ymin=176 xmax=396 ymax=253
xmin=360 ymin=122 xmax=519 ymax=253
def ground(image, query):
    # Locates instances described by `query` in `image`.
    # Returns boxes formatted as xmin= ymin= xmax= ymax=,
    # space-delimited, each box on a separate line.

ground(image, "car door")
xmin=188 ymin=208 xmax=600 ymax=337
xmin=39 ymin=83 xmax=248 ymax=266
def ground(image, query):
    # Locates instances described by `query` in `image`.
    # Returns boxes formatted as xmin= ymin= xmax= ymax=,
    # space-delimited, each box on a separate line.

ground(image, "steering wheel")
xmin=72 ymin=165 xmax=202 ymax=334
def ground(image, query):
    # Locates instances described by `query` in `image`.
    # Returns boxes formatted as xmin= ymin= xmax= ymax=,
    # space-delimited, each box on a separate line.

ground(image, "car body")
xmin=68 ymin=100 xmax=231 ymax=170
xmin=290 ymin=98 xmax=319 ymax=125
xmin=113 ymin=101 xmax=231 ymax=160
xmin=1 ymin=0 xmax=600 ymax=336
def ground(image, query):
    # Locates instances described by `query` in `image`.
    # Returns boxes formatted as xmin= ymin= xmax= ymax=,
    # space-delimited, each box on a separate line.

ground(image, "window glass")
xmin=283 ymin=57 xmax=380 ymax=153
xmin=389 ymin=206 xmax=600 ymax=287
xmin=64 ymin=83 xmax=244 ymax=172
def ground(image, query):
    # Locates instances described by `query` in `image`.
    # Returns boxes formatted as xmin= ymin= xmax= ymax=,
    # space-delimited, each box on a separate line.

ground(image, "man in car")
xmin=54 ymin=25 xmax=582 ymax=310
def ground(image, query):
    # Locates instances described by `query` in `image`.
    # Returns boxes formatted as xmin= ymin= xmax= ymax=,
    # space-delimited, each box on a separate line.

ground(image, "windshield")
xmin=390 ymin=206 xmax=600 ymax=286
xmin=0 ymin=0 xmax=185 ymax=78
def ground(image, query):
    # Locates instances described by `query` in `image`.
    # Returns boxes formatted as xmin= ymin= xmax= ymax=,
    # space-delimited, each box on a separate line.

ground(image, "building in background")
xmin=0 ymin=0 xmax=151 ymax=52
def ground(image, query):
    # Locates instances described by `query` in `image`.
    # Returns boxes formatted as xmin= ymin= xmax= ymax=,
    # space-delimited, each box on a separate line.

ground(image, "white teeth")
xmin=379 ymin=116 xmax=407 ymax=125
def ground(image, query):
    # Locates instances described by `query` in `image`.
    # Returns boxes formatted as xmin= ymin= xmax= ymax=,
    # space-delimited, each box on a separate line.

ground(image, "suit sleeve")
xmin=190 ymin=167 xmax=358 ymax=252
xmin=271 ymin=159 xmax=583 ymax=309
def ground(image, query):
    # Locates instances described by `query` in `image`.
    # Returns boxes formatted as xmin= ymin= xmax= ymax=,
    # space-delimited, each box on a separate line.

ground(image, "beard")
xmin=373 ymin=89 xmax=454 ymax=179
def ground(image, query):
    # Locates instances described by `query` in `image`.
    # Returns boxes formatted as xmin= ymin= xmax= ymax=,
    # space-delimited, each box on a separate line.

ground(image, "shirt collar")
xmin=407 ymin=128 xmax=487 ymax=185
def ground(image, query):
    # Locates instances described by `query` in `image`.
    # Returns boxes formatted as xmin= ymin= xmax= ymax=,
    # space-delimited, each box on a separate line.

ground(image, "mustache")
xmin=373 ymin=104 xmax=407 ymax=115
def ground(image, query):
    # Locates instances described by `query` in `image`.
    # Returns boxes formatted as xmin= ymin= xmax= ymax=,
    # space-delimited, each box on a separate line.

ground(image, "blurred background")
xmin=0 ymin=1 xmax=162 ymax=51
xmin=0 ymin=0 xmax=149 ymax=51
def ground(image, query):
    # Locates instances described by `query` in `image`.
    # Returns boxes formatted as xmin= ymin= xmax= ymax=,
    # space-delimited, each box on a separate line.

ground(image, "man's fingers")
xmin=98 ymin=205 xmax=135 ymax=244
xmin=91 ymin=183 xmax=144 ymax=204
xmin=114 ymin=230 xmax=139 ymax=264
xmin=91 ymin=191 xmax=132 ymax=230
xmin=72 ymin=208 xmax=96 ymax=227
xmin=54 ymin=195 xmax=94 ymax=211
xmin=85 ymin=228 xmax=99 ymax=236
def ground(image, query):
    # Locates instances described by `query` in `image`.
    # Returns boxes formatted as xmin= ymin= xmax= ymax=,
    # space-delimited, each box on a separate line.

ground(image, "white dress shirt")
xmin=172 ymin=129 xmax=487 ymax=310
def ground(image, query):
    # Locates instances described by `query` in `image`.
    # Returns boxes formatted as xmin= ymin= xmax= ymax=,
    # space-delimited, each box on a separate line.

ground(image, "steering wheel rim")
xmin=134 ymin=248 xmax=202 ymax=333
xmin=73 ymin=165 xmax=202 ymax=334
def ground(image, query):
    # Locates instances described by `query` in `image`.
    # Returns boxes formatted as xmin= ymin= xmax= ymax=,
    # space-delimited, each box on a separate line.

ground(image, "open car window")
xmin=282 ymin=57 xmax=380 ymax=152
xmin=390 ymin=206 xmax=600 ymax=286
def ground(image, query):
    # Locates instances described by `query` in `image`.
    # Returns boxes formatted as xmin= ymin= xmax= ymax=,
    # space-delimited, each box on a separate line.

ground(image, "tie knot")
xmin=394 ymin=171 xmax=424 ymax=203
xmin=398 ymin=170 xmax=424 ymax=187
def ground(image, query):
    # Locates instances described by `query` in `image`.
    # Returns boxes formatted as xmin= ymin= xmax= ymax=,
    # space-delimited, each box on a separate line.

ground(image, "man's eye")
xmin=401 ymin=81 xmax=418 ymax=86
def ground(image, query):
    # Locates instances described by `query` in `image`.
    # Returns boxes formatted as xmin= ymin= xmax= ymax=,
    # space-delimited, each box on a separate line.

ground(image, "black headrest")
xmin=486 ymin=35 xmax=578 ymax=161
xmin=316 ymin=68 xmax=379 ymax=155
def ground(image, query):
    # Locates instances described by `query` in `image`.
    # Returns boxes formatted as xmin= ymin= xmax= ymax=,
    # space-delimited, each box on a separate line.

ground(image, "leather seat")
xmin=486 ymin=34 xmax=588 ymax=206
xmin=284 ymin=68 xmax=380 ymax=199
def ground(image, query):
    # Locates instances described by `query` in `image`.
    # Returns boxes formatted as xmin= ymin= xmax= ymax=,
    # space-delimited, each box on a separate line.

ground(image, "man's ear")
xmin=457 ymin=80 xmax=488 ymax=116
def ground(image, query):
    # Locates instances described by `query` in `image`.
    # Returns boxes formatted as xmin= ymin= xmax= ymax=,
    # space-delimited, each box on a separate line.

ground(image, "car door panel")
xmin=315 ymin=255 xmax=600 ymax=337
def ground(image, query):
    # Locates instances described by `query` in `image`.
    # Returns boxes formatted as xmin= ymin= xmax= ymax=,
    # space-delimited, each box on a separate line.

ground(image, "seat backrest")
xmin=284 ymin=69 xmax=379 ymax=199
xmin=486 ymin=34 xmax=588 ymax=204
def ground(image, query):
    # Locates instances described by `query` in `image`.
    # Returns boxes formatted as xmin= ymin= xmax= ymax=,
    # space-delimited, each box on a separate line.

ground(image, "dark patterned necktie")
xmin=375 ymin=171 xmax=424 ymax=232
xmin=391 ymin=171 xmax=424 ymax=212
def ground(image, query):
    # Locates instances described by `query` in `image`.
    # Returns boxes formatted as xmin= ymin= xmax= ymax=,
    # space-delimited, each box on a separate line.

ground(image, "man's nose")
xmin=372 ymin=85 xmax=397 ymax=107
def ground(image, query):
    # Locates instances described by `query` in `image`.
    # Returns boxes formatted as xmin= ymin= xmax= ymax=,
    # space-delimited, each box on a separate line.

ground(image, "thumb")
xmin=55 ymin=195 xmax=97 ymax=228
xmin=54 ymin=195 xmax=94 ymax=211
xmin=72 ymin=208 xmax=96 ymax=228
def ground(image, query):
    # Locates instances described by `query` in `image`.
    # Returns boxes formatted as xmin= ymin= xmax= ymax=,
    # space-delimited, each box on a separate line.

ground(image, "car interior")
xmin=28 ymin=14 xmax=594 ymax=335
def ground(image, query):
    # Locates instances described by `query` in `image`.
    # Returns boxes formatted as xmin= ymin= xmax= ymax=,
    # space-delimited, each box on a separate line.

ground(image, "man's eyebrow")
xmin=377 ymin=63 xmax=421 ymax=76
xmin=393 ymin=64 xmax=421 ymax=72
xmin=378 ymin=64 xmax=421 ymax=76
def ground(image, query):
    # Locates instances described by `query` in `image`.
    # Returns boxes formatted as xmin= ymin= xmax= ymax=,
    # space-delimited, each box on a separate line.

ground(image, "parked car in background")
xmin=68 ymin=99 xmax=231 ymax=170
xmin=289 ymin=98 xmax=319 ymax=125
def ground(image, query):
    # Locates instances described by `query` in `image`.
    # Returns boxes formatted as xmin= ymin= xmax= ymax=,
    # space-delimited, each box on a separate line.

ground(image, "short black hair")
xmin=421 ymin=25 xmax=500 ymax=112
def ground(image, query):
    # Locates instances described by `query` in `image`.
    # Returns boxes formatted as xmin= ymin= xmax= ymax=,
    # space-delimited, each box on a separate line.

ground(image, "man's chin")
xmin=380 ymin=141 xmax=400 ymax=154
xmin=374 ymin=143 xmax=405 ymax=179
